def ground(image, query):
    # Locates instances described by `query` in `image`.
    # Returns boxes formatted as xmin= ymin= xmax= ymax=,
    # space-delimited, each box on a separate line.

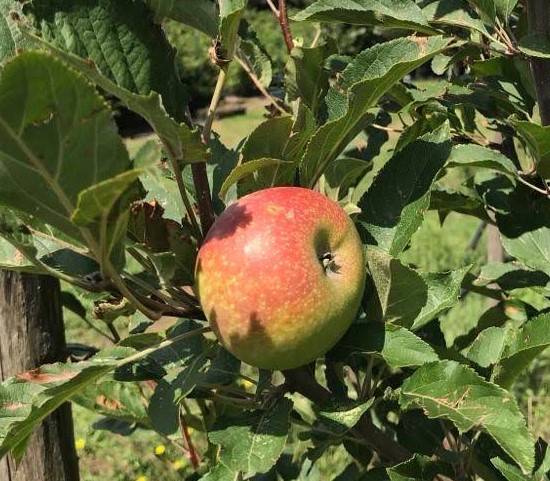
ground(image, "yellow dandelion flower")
xmin=172 ymin=459 xmax=186 ymax=470
xmin=75 ymin=438 xmax=86 ymax=450
xmin=154 ymin=444 xmax=166 ymax=456
xmin=136 ymin=476 xmax=148 ymax=481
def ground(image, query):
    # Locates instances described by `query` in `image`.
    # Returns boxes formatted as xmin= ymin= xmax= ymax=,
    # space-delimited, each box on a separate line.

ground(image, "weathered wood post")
xmin=0 ymin=272 xmax=80 ymax=481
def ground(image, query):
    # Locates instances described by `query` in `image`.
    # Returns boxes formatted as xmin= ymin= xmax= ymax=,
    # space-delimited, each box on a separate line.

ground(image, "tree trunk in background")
xmin=0 ymin=271 xmax=80 ymax=481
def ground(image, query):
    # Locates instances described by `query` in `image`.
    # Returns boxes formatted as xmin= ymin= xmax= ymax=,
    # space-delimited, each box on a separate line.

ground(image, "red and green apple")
xmin=195 ymin=186 xmax=366 ymax=370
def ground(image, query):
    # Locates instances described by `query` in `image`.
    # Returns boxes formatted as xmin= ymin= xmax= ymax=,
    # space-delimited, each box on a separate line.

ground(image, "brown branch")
xmin=283 ymin=366 xmax=411 ymax=465
xmin=178 ymin=408 xmax=201 ymax=470
xmin=277 ymin=0 xmax=294 ymax=52
xmin=234 ymin=53 xmax=287 ymax=115
xmin=135 ymin=293 xmax=206 ymax=320
xmin=525 ymin=0 xmax=550 ymax=125
xmin=191 ymin=163 xmax=215 ymax=236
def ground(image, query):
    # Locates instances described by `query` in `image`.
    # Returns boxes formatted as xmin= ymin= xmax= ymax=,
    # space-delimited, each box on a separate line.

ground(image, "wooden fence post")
xmin=0 ymin=271 xmax=80 ymax=481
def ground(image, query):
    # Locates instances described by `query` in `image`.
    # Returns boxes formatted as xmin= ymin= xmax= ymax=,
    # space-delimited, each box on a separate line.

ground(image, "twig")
xmin=234 ymin=53 xmax=287 ymax=115
xmin=103 ymin=263 xmax=161 ymax=320
xmin=135 ymin=293 xmax=206 ymax=320
xmin=192 ymin=66 xmax=231 ymax=236
xmin=372 ymin=123 xmax=403 ymax=133
xmin=202 ymin=67 xmax=228 ymax=145
xmin=525 ymin=0 xmax=550 ymax=125
xmin=516 ymin=175 xmax=550 ymax=196
xmin=171 ymin=156 xmax=203 ymax=242
xmin=106 ymin=323 xmax=121 ymax=343
xmin=466 ymin=40 xmax=513 ymax=56
xmin=283 ymin=366 xmax=411 ymax=464
xmin=265 ymin=0 xmax=279 ymax=16
xmin=121 ymin=271 xmax=193 ymax=310
xmin=276 ymin=0 xmax=294 ymax=53
xmin=178 ymin=407 xmax=201 ymax=470
xmin=466 ymin=221 xmax=487 ymax=252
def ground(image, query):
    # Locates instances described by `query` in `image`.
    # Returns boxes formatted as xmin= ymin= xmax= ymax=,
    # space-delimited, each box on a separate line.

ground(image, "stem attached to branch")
xmin=275 ymin=0 xmax=294 ymax=53
xmin=171 ymin=155 xmax=203 ymax=242
xmin=235 ymin=54 xmax=287 ymax=115
xmin=192 ymin=66 xmax=230 ymax=236
xmin=283 ymin=366 xmax=411 ymax=464
xmin=525 ymin=0 xmax=550 ymax=125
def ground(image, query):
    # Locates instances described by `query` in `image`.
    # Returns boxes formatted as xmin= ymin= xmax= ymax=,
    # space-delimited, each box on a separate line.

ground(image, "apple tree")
xmin=0 ymin=0 xmax=550 ymax=479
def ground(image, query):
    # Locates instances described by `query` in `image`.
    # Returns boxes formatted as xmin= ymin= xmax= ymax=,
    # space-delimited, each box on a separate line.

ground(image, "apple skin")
xmin=195 ymin=186 xmax=366 ymax=370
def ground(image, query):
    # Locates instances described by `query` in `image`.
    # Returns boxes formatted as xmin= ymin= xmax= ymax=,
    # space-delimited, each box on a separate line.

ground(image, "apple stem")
xmin=283 ymin=366 xmax=411 ymax=464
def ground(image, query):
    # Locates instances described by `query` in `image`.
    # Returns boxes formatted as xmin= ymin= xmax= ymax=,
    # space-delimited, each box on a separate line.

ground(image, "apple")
xmin=195 ymin=186 xmax=366 ymax=370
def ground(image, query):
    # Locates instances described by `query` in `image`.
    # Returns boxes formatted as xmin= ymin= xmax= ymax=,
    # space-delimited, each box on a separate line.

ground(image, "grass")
xmin=67 ymin=95 xmax=548 ymax=480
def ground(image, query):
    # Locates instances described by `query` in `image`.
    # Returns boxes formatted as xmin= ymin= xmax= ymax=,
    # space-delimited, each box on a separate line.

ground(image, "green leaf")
xmin=148 ymin=347 xmax=213 ymax=436
xmin=331 ymin=323 xmax=438 ymax=368
xmin=422 ymin=0 xmax=490 ymax=37
xmin=73 ymin=378 xmax=148 ymax=424
xmin=463 ymin=326 xmax=510 ymax=367
xmin=388 ymin=454 xmax=455 ymax=481
xmin=414 ymin=268 xmax=472 ymax=330
xmin=472 ymin=0 xmax=518 ymax=22
xmin=300 ymin=36 xmax=453 ymax=187
xmin=319 ymin=399 xmax=374 ymax=430
xmin=447 ymin=144 xmax=518 ymax=175
xmin=0 ymin=351 xmax=135 ymax=460
xmin=518 ymin=33 xmax=550 ymax=59
xmin=494 ymin=312 xmax=550 ymax=388
xmin=0 ymin=0 xmax=27 ymax=64
xmin=22 ymin=28 xmax=207 ymax=165
xmin=285 ymin=42 xmax=336 ymax=116
xmin=208 ymin=397 xmax=293 ymax=477
xmin=219 ymin=158 xmax=294 ymax=201
xmin=146 ymin=0 xmax=218 ymax=37
xmin=512 ymin=120 xmax=550 ymax=177
xmin=429 ymin=186 xmax=490 ymax=222
xmin=0 ymin=51 xmax=131 ymax=246
xmin=24 ymin=0 xmax=188 ymax=122
xmin=218 ymin=0 xmax=248 ymax=61
xmin=400 ymin=360 xmax=534 ymax=474
xmin=501 ymin=227 xmax=550 ymax=277
xmin=241 ymin=116 xmax=294 ymax=161
xmin=0 ymin=236 xmax=43 ymax=273
xmin=358 ymin=124 xmax=452 ymax=255
xmin=201 ymin=464 xmax=240 ymax=481
xmin=236 ymin=20 xmax=272 ymax=89
xmin=293 ymin=0 xmax=435 ymax=34
xmin=72 ymin=170 xmax=143 ymax=226
xmin=491 ymin=457 xmax=532 ymax=481
xmin=474 ymin=262 xmax=550 ymax=291
xmin=322 ymin=157 xmax=371 ymax=204
xmin=366 ymin=248 xmax=468 ymax=330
